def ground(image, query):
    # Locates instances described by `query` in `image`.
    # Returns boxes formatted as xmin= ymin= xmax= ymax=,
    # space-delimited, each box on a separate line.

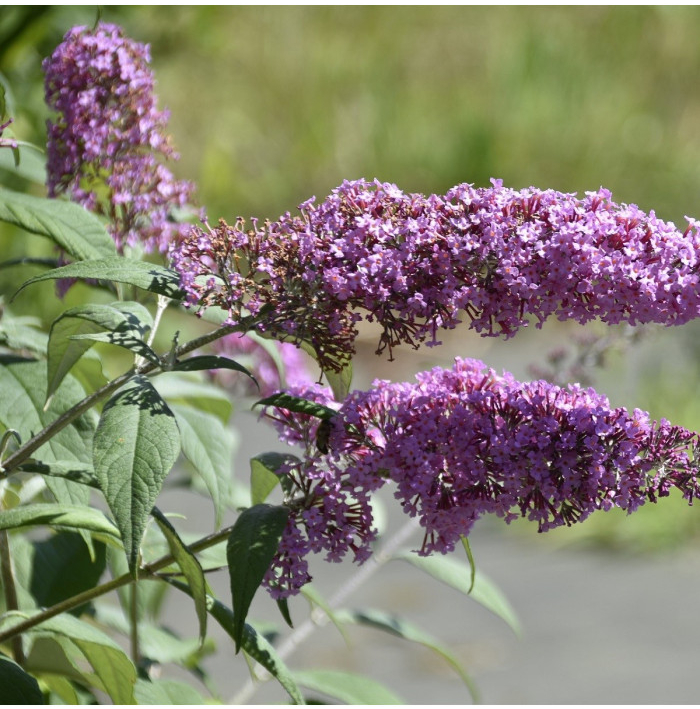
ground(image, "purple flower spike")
xmin=263 ymin=359 xmax=700 ymax=598
xmin=171 ymin=179 xmax=700 ymax=368
xmin=44 ymin=22 xmax=194 ymax=253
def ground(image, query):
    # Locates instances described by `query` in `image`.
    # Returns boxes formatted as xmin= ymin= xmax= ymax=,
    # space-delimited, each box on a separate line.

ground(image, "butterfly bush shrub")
xmin=0 ymin=19 xmax=699 ymax=705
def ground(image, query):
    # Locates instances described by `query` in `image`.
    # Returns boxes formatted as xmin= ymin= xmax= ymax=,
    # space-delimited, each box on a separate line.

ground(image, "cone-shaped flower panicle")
xmin=44 ymin=22 xmax=193 ymax=253
xmin=171 ymin=179 xmax=700 ymax=371
xmin=261 ymin=358 xmax=700 ymax=598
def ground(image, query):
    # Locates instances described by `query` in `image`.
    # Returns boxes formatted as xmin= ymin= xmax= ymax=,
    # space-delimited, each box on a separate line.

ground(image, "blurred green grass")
xmin=3 ymin=5 xmax=700 ymax=551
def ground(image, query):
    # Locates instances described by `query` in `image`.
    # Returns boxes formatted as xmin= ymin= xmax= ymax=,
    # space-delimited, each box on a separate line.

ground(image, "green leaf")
xmin=299 ymin=584 xmax=350 ymax=644
xmin=2 ymin=611 xmax=138 ymax=704
xmin=461 ymin=535 xmax=476 ymax=594
xmin=47 ymin=302 xmax=152 ymax=401
xmin=0 ymin=503 xmax=120 ymax=542
xmin=152 ymin=507 xmax=208 ymax=645
xmin=250 ymin=452 xmax=300 ymax=505
xmin=277 ymin=597 xmax=293 ymax=628
xmin=0 ymin=190 xmax=116 ymax=261
xmin=42 ymin=620 xmax=136 ymax=704
xmin=38 ymin=674 xmax=79 ymax=705
xmin=167 ymin=582 xmax=304 ymax=706
xmin=93 ymin=603 xmax=207 ymax=665
xmin=15 ymin=257 xmax=184 ymax=300
xmin=25 ymin=638 xmax=86 ymax=702
xmin=325 ymin=359 xmax=352 ymax=401
xmin=152 ymin=372 xmax=233 ymax=424
xmin=394 ymin=551 xmax=521 ymax=636
xmin=0 ymin=356 xmax=97 ymax=468
xmin=253 ymin=392 xmax=337 ymax=420
xmin=93 ymin=375 xmax=181 ymax=574
xmin=69 ymin=330 xmax=160 ymax=365
xmin=226 ymin=504 xmax=289 ymax=651
xmin=0 ymin=654 xmax=43 ymax=704
xmin=171 ymin=403 xmax=235 ymax=528
xmin=28 ymin=531 xmax=107 ymax=614
xmin=0 ymin=316 xmax=48 ymax=356
xmin=25 ymin=636 xmax=87 ymax=686
xmin=294 ymin=670 xmax=403 ymax=705
xmin=18 ymin=460 xmax=99 ymax=489
xmin=0 ymin=356 xmax=96 ymax=547
xmin=0 ymin=143 xmax=46 ymax=184
xmin=335 ymin=608 xmax=478 ymax=701
xmin=174 ymin=354 xmax=256 ymax=383
xmin=134 ymin=678 xmax=209 ymax=705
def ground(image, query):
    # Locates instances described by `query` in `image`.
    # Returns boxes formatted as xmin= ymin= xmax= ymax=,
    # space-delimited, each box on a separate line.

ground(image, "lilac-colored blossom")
xmin=260 ymin=383 xmax=378 ymax=598
xmin=44 ymin=22 xmax=193 ymax=253
xmin=262 ymin=358 xmax=700 ymax=598
xmin=171 ymin=179 xmax=700 ymax=369
xmin=209 ymin=332 xmax=313 ymax=398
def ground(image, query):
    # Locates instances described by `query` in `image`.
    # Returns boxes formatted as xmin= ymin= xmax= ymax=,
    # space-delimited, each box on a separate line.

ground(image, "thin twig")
xmin=0 ymin=520 xmax=234 ymax=645
xmin=129 ymin=582 xmax=139 ymax=665
xmin=0 ymin=322 xmax=239 ymax=475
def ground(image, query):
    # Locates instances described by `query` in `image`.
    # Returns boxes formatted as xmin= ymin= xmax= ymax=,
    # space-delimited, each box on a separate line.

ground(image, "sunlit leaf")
xmin=250 ymin=452 xmax=300 ymax=505
xmin=0 ymin=143 xmax=46 ymax=183
xmin=2 ymin=611 xmax=138 ymax=704
xmin=15 ymin=257 xmax=184 ymax=300
xmin=152 ymin=507 xmax=208 ymax=645
xmin=394 ymin=550 xmax=521 ymax=636
xmin=94 ymin=603 xmax=206 ymax=665
xmin=153 ymin=372 xmax=233 ymax=424
xmin=0 ymin=190 xmax=116 ymax=261
xmin=325 ymin=359 xmax=352 ymax=401
xmin=0 ymin=503 xmax=120 ymax=542
xmin=47 ymin=302 xmax=153 ymax=400
xmin=253 ymin=391 xmax=337 ymax=420
xmin=335 ymin=607 xmax=478 ymax=700
xmin=0 ymin=356 xmax=97 ymax=468
xmin=294 ymin=669 xmax=403 ymax=704
xmin=93 ymin=375 xmax=181 ymax=574
xmin=134 ymin=678 xmax=209 ymax=705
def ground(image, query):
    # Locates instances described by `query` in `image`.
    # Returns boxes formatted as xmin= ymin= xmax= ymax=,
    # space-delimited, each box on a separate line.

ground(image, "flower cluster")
xmin=209 ymin=332 xmax=313 ymax=397
xmin=171 ymin=179 xmax=700 ymax=369
xmin=261 ymin=383 xmax=379 ymax=597
xmin=44 ymin=22 xmax=193 ymax=253
xmin=262 ymin=358 xmax=700 ymax=597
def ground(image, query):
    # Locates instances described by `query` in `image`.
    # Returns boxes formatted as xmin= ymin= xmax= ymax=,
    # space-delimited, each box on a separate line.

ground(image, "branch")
xmin=0 ymin=322 xmax=239 ymax=475
xmin=0 ymin=519 xmax=234 ymax=645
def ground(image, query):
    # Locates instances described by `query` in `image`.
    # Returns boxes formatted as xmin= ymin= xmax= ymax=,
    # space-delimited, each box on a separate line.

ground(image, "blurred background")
xmin=3 ymin=5 xmax=700 ymax=703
